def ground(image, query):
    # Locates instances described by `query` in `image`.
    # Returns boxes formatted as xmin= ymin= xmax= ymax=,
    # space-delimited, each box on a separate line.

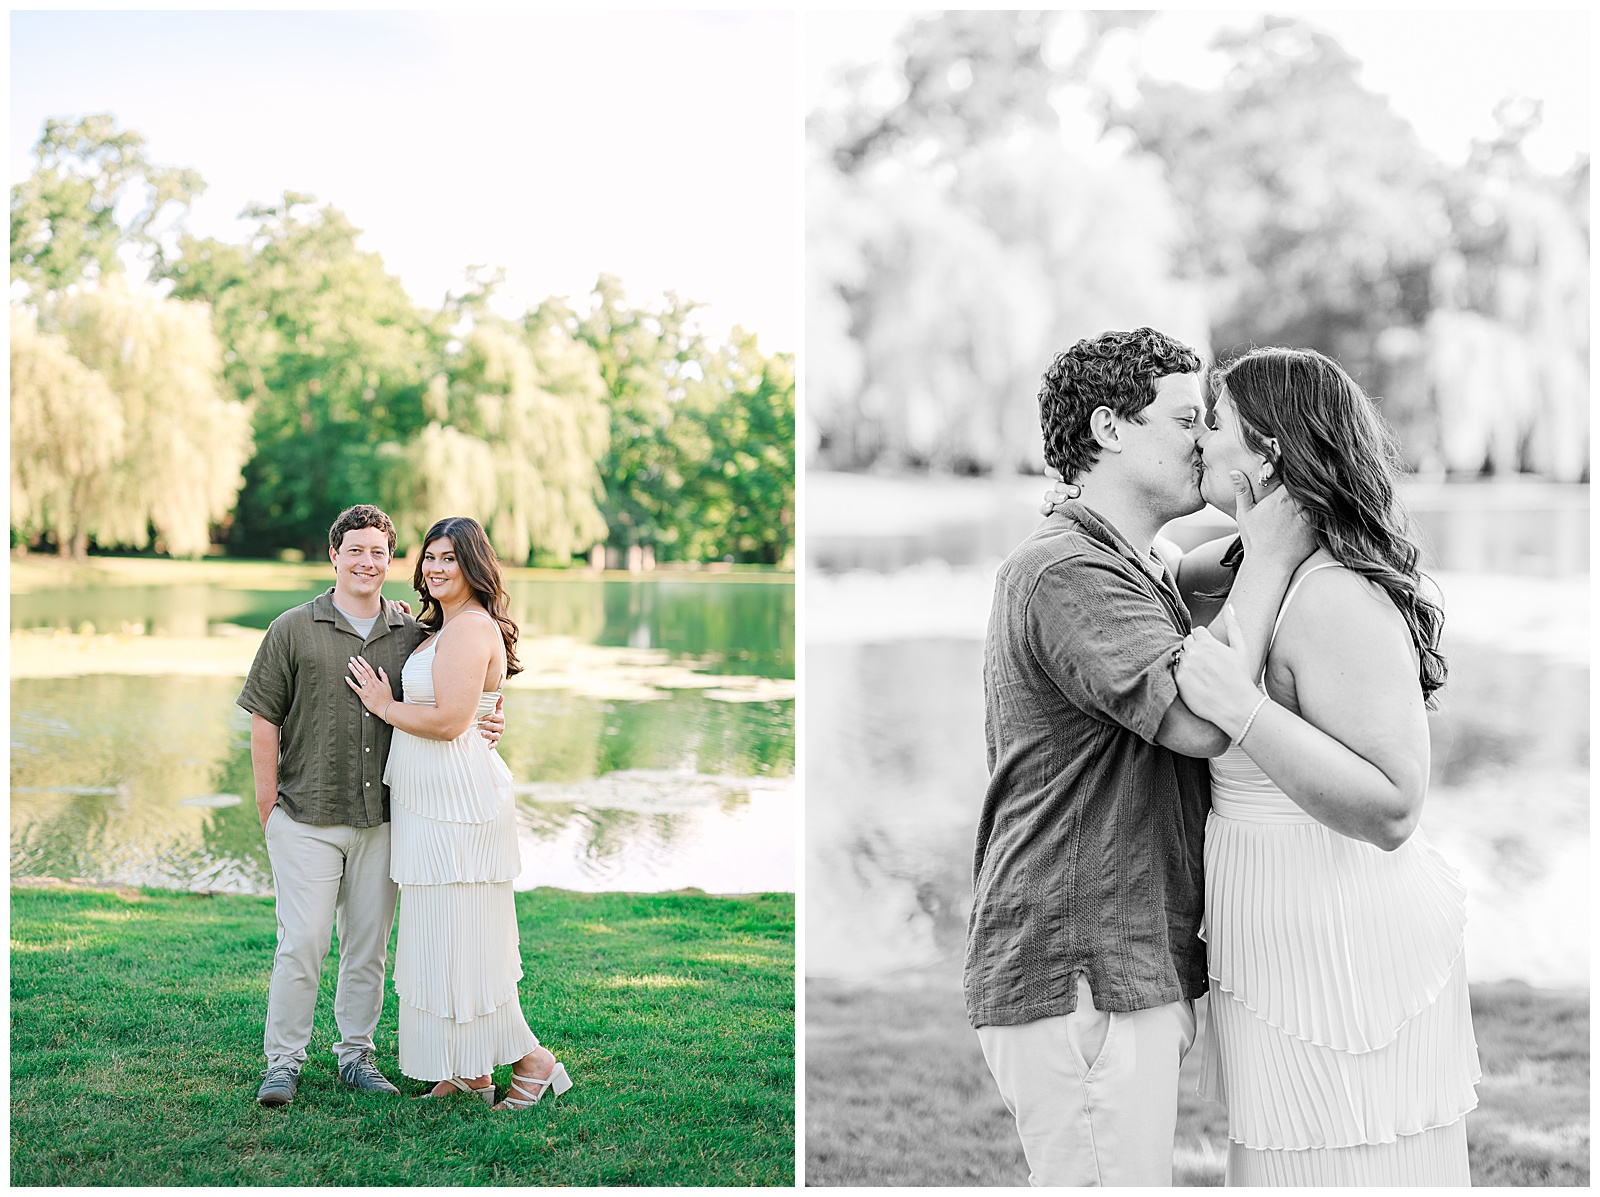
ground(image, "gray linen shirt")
xmin=965 ymin=502 xmax=1211 ymax=1028
xmin=237 ymin=588 xmax=428 ymax=827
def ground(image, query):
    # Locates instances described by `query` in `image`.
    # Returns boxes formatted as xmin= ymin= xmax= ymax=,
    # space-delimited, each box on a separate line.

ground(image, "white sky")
xmin=12 ymin=10 xmax=798 ymax=352
xmin=804 ymin=9 xmax=1591 ymax=175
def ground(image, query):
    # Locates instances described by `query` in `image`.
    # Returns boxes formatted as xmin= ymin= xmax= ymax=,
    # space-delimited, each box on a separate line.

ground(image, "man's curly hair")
xmin=1039 ymin=327 xmax=1202 ymax=481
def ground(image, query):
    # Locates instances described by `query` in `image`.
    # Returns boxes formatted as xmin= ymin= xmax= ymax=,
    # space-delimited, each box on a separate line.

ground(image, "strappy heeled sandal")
xmin=420 ymin=1076 xmax=495 ymax=1104
xmin=497 ymin=1062 xmax=572 ymax=1110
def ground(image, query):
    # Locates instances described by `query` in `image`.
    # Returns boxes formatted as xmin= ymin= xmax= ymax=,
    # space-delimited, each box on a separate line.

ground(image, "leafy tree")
xmin=1107 ymin=17 xmax=1448 ymax=368
xmin=10 ymin=307 xmax=124 ymax=557
xmin=552 ymin=277 xmax=706 ymax=559
xmin=548 ymin=278 xmax=795 ymax=564
xmin=1108 ymin=19 xmax=1587 ymax=480
xmin=10 ymin=113 xmax=203 ymax=299
xmin=161 ymin=194 xmax=440 ymax=555
xmin=823 ymin=10 xmax=1063 ymax=173
xmin=12 ymin=282 xmax=250 ymax=557
xmin=692 ymin=334 xmax=795 ymax=565
xmin=808 ymin=11 xmax=1203 ymax=473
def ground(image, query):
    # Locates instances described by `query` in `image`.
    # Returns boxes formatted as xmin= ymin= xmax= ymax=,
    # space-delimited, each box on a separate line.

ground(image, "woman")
xmin=1172 ymin=348 xmax=1479 ymax=1184
xmin=346 ymin=516 xmax=572 ymax=1111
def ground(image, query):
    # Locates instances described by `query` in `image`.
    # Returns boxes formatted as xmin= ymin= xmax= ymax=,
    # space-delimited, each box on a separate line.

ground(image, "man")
xmin=239 ymin=505 xmax=503 ymax=1107
xmin=965 ymin=328 xmax=1313 ymax=1185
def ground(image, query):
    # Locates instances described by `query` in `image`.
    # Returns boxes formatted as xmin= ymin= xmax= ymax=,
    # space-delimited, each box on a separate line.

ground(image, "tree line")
xmin=808 ymin=13 xmax=1588 ymax=481
xmin=11 ymin=115 xmax=795 ymax=564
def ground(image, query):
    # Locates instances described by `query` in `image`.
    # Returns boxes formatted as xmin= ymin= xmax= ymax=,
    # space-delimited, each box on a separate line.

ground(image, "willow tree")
xmin=10 ymin=307 xmax=125 ymax=557
xmin=381 ymin=420 xmax=499 ymax=550
xmin=51 ymin=280 xmax=253 ymax=557
xmin=387 ymin=320 xmax=609 ymax=564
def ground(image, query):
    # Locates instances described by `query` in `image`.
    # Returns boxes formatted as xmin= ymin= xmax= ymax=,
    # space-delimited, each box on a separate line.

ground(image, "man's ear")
xmin=1088 ymin=406 xmax=1121 ymax=453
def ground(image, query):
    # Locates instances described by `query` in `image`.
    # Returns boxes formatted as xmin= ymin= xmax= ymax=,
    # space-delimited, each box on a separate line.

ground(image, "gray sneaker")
xmin=338 ymin=1051 xmax=400 ymax=1095
xmin=257 ymin=1064 xmax=299 ymax=1107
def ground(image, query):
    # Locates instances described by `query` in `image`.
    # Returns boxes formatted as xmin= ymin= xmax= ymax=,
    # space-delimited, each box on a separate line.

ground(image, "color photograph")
xmin=805 ymin=10 xmax=1587 ymax=1187
xmin=11 ymin=10 xmax=795 ymax=1186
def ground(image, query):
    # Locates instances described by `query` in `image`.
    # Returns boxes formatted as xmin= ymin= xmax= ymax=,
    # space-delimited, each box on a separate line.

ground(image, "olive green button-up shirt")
xmin=237 ymin=588 xmax=428 ymax=827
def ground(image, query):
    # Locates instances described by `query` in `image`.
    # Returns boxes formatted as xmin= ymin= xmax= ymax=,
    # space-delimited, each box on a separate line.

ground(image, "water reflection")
xmin=515 ymin=772 xmax=794 ymax=893
xmin=10 ymin=577 xmax=794 ymax=895
xmin=12 ymin=574 xmax=794 ymax=678
xmin=805 ymin=474 xmax=1590 ymax=988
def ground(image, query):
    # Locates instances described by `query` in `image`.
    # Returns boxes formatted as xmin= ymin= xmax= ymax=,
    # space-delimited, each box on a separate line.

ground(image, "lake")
xmin=10 ymin=567 xmax=795 ymax=896
xmin=806 ymin=473 xmax=1589 ymax=989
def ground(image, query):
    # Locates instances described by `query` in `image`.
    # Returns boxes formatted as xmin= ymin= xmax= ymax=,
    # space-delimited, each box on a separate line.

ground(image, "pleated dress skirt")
xmin=385 ymin=644 xmax=537 ymax=1081
xmin=1196 ymin=747 xmax=1481 ymax=1186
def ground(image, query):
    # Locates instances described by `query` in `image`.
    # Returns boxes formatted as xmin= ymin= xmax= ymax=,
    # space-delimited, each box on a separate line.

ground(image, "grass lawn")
xmin=805 ymin=973 xmax=1588 ymax=1187
xmin=11 ymin=884 xmax=794 ymax=1186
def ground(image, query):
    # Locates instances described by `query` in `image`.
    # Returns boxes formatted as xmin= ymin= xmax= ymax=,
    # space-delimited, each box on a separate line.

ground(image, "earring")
xmin=1257 ymin=462 xmax=1275 ymax=488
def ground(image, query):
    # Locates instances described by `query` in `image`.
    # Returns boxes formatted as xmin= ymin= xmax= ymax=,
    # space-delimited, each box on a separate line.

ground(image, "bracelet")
xmin=382 ymin=699 xmax=394 ymax=723
xmin=1231 ymin=693 xmax=1269 ymax=750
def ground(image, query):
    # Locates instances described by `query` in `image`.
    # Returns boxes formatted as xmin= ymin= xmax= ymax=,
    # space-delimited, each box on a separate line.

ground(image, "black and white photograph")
xmin=804 ymin=10 xmax=1588 ymax=1187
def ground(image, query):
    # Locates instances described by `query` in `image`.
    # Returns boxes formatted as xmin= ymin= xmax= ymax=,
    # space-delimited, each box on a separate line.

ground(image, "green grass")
xmin=805 ymin=974 xmax=1588 ymax=1187
xmin=11 ymin=885 xmax=794 ymax=1186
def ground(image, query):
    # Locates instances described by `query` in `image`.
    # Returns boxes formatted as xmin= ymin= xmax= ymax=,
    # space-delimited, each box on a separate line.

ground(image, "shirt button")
xmin=365 ymin=782 xmax=371 ymax=787
xmin=364 ymin=711 xmax=370 ymax=718
xmin=365 ymin=747 xmax=370 ymax=753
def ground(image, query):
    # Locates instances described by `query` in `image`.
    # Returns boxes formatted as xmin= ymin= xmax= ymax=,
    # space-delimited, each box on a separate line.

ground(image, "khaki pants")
xmin=977 ymin=974 xmax=1197 ymax=1187
xmin=262 ymin=807 xmax=399 ymax=1072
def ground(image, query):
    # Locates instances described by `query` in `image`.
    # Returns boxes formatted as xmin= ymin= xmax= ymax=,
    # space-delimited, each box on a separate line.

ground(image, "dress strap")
xmin=1266 ymin=561 xmax=1344 ymax=656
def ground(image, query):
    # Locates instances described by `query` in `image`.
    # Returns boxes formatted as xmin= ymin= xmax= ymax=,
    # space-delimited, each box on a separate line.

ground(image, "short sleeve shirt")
xmin=236 ymin=588 xmax=429 ymax=827
xmin=964 ymin=503 xmax=1211 ymax=1028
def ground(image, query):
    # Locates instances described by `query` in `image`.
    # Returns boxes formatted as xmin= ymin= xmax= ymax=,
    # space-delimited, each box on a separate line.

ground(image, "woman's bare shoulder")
xmin=438 ymin=608 xmax=500 ymax=651
xmin=1278 ymin=557 xmax=1411 ymax=659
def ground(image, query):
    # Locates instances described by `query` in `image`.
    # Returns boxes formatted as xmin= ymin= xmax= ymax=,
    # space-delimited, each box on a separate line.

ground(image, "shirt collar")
xmin=311 ymin=587 xmax=403 ymax=640
xmin=1051 ymin=502 xmax=1158 ymax=574
xmin=1051 ymin=501 xmax=1183 ymax=602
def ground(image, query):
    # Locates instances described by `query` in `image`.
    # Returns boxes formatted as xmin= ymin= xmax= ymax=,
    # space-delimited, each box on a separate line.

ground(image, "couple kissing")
xmin=968 ymin=329 xmax=1478 ymax=1186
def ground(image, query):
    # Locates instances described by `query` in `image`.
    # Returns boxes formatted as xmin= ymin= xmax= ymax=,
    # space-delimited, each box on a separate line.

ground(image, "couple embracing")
xmin=242 ymin=505 xmax=571 ymax=1112
xmin=969 ymin=329 xmax=1480 ymax=1186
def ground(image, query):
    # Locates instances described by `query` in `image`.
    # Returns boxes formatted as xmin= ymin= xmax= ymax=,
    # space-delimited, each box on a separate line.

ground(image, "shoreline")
xmin=11 ymin=877 xmax=794 ymax=900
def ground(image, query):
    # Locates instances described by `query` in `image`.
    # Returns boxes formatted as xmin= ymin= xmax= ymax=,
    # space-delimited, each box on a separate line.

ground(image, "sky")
xmin=804 ymin=9 xmax=1590 ymax=176
xmin=12 ymin=10 xmax=798 ymax=352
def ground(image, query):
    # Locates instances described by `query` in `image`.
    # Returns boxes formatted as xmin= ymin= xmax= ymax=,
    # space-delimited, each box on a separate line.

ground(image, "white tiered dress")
xmin=1196 ymin=567 xmax=1481 ymax=1186
xmin=384 ymin=639 xmax=538 ymax=1081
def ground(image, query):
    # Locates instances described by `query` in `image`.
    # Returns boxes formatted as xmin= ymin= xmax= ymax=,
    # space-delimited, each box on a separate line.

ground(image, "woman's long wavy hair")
xmin=1214 ymin=347 xmax=1446 ymax=706
xmin=411 ymin=516 xmax=522 ymax=679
